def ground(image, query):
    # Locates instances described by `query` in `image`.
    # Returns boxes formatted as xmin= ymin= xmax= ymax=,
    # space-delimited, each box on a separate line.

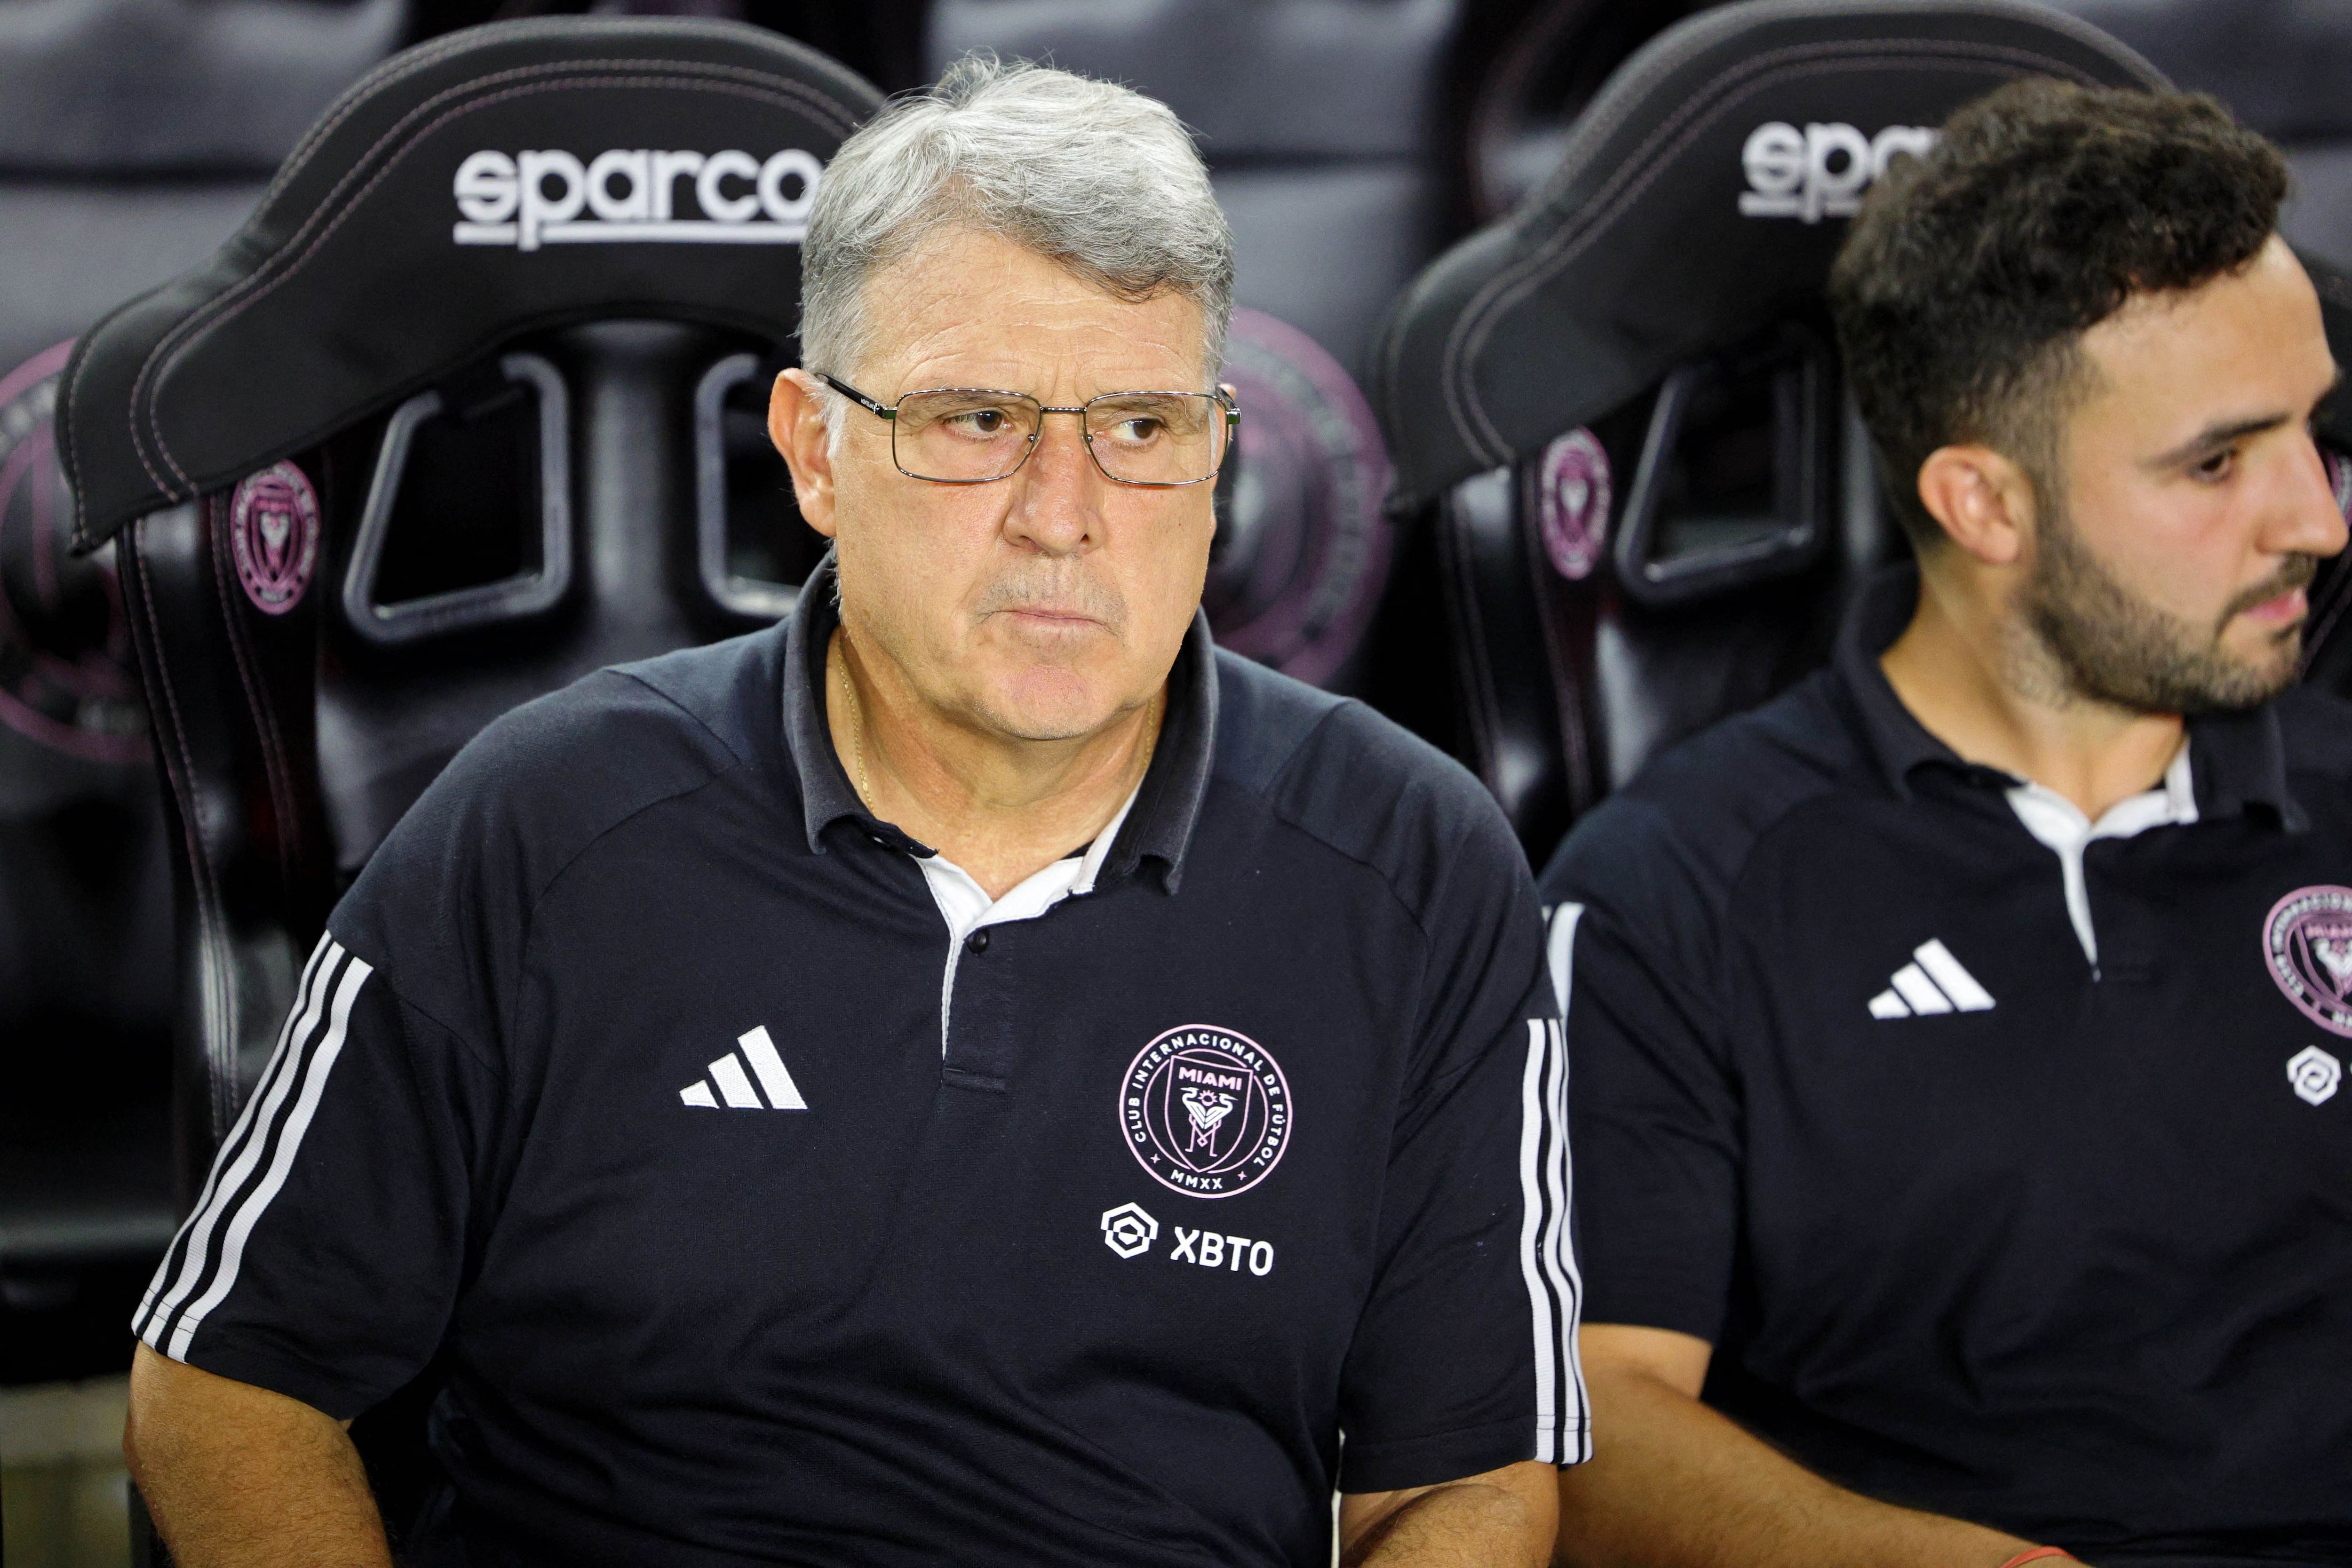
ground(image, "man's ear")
xmin=1915 ymin=444 xmax=2038 ymax=566
xmin=769 ymin=369 xmax=840 ymax=539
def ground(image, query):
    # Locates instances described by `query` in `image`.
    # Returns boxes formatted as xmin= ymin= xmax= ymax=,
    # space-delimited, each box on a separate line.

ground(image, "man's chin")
xmin=966 ymin=674 xmax=1128 ymax=745
xmin=2167 ymin=643 xmax=2302 ymax=716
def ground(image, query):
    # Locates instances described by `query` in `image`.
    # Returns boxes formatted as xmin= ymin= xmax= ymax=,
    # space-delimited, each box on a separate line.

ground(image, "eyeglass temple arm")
xmin=815 ymin=373 xmax=896 ymax=422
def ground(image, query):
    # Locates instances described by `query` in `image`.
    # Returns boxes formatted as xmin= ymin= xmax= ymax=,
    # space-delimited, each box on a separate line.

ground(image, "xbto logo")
xmin=451 ymin=147 xmax=824 ymax=252
xmin=1738 ymin=121 xmax=1938 ymax=224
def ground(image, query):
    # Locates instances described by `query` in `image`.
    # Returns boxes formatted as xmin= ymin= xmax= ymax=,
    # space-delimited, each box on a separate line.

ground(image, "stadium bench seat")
xmin=55 ymin=15 xmax=881 ymax=1538
xmin=0 ymin=0 xmax=405 ymax=1384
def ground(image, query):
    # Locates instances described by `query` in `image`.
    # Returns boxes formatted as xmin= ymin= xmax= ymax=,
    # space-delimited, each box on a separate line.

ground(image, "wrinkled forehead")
xmin=858 ymin=228 xmax=1214 ymax=396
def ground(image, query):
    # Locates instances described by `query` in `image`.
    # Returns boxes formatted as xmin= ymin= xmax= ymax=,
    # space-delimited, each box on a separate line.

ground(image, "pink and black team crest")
xmin=228 ymin=462 xmax=320 ymax=615
xmin=1120 ymin=1025 xmax=1292 ymax=1199
xmin=2265 ymin=885 xmax=2352 ymax=1038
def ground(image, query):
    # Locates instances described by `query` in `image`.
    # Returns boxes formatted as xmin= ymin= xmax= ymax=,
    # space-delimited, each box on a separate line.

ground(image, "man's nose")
xmin=1002 ymin=411 xmax=1104 ymax=554
xmin=2274 ymin=433 xmax=2351 ymax=559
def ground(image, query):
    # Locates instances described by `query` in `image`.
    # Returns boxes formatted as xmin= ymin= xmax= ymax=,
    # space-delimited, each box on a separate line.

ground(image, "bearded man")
xmin=1543 ymin=80 xmax=2352 ymax=1568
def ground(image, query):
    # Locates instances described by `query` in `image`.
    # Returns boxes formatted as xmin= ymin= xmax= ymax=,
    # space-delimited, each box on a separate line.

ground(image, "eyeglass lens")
xmin=890 ymin=390 xmax=1227 ymax=485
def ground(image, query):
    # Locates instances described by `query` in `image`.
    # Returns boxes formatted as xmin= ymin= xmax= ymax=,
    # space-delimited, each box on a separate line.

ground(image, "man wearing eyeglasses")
xmin=123 ymin=56 xmax=1573 ymax=1568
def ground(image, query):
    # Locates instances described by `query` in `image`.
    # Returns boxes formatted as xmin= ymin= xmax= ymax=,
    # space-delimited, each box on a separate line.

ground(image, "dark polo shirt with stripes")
xmin=134 ymin=559 xmax=1587 ymax=1568
xmin=1542 ymin=564 xmax=2352 ymax=1565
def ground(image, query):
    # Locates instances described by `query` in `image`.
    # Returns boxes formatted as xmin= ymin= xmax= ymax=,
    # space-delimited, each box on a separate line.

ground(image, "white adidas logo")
xmin=1867 ymin=939 xmax=1995 ymax=1019
xmin=681 ymin=1026 xmax=808 ymax=1110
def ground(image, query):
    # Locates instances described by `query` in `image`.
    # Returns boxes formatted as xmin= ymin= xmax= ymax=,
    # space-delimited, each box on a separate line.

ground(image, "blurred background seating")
xmin=0 ymin=0 xmax=408 ymax=1402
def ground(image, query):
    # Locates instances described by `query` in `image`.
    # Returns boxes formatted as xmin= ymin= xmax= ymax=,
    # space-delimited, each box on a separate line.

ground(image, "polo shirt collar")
xmin=781 ymin=551 xmax=1220 ymax=886
xmin=1834 ymin=562 xmax=2305 ymax=827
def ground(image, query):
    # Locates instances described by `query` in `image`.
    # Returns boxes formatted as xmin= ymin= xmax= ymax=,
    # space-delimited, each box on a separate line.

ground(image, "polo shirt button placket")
xmin=966 ymin=929 xmax=990 ymax=955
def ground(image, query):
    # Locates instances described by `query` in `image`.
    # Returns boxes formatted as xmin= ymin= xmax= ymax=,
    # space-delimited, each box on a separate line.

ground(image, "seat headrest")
xmin=61 ymin=15 xmax=880 ymax=550
xmin=1374 ymin=0 xmax=2165 ymax=509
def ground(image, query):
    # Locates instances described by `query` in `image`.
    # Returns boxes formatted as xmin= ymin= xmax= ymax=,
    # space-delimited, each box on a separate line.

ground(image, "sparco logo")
xmin=1739 ymin=121 xmax=1937 ymax=223
xmin=451 ymin=148 xmax=823 ymax=251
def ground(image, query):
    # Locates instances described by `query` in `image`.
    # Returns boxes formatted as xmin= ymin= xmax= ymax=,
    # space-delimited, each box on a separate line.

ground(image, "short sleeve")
xmin=1541 ymin=808 xmax=1742 ymax=1347
xmin=1335 ymin=835 xmax=1589 ymax=1493
xmin=131 ymin=933 xmax=497 ymax=1420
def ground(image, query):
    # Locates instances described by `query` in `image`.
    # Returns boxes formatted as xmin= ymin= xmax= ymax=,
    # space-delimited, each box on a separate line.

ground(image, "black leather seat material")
xmin=63 ymin=17 xmax=879 ymax=550
xmin=63 ymin=16 xmax=880 ymax=1163
xmin=0 ymin=5 xmax=412 ymax=1364
xmin=316 ymin=320 xmax=750 ymax=874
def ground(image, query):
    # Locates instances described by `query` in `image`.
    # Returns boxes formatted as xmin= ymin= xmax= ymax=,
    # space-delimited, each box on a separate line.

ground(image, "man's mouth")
xmin=2239 ymin=585 xmax=2309 ymax=628
xmin=2224 ymin=555 xmax=2322 ymax=632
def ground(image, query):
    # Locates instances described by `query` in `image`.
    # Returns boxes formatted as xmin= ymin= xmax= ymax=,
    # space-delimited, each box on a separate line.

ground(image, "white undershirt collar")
xmin=917 ymin=785 xmax=1141 ymax=1053
xmin=2003 ymin=742 xmax=2197 ymax=969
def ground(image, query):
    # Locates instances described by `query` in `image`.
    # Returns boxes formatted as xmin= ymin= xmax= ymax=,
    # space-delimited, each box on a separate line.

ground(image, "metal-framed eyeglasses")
xmin=816 ymin=374 xmax=1240 ymax=488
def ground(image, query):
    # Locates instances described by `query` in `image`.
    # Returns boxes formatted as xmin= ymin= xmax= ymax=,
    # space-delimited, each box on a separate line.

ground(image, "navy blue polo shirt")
xmin=133 ymin=558 xmax=1588 ymax=1567
xmin=1542 ymin=565 xmax=2352 ymax=1565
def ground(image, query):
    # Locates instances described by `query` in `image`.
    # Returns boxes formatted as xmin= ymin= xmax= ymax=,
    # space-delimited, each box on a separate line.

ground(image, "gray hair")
xmin=798 ymin=53 xmax=1234 ymax=435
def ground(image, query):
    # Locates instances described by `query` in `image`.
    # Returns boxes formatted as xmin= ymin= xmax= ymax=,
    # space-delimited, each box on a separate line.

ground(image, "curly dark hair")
xmin=1828 ymin=79 xmax=2289 ymax=547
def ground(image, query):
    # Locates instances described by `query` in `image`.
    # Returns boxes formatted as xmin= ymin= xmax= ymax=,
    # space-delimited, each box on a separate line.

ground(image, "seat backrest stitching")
xmin=131 ymin=60 xmax=863 ymax=491
xmin=1438 ymin=39 xmax=2097 ymax=463
xmin=1439 ymin=37 xmax=2095 ymax=461
xmin=204 ymin=493 xmax=303 ymax=883
xmin=129 ymin=516 xmax=241 ymax=1140
xmin=1457 ymin=50 xmax=2075 ymax=450
xmin=261 ymin=19 xmax=847 ymax=207
xmin=1435 ymin=33 xmax=1879 ymax=462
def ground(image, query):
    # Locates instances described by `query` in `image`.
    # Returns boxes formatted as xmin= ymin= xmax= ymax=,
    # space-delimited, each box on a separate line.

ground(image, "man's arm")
xmin=1557 ymin=1325 xmax=2041 ymax=1568
xmin=126 ymin=1343 xmax=392 ymax=1568
xmin=1341 ymin=1459 xmax=1558 ymax=1567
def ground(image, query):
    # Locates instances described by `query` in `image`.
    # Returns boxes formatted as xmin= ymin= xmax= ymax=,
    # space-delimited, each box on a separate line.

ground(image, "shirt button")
xmin=966 ymin=929 xmax=990 ymax=955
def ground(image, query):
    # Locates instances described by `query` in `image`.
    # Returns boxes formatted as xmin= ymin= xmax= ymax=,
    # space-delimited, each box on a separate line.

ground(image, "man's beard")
xmin=2020 ymin=497 xmax=2321 ymax=716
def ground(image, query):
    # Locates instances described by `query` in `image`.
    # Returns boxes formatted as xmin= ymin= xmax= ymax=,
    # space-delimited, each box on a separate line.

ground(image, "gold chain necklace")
xmin=836 ymin=638 xmax=874 ymax=810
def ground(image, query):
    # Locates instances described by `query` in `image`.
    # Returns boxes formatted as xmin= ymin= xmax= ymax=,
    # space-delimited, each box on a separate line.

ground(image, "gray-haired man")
xmin=126 ymin=58 xmax=1575 ymax=1567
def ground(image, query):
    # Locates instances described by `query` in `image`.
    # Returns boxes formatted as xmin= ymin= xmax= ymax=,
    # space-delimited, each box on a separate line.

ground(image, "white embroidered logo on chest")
xmin=2288 ymin=1044 xmax=2342 ymax=1106
xmin=680 ymin=1027 xmax=808 ymax=1111
xmin=1867 ymin=939 xmax=1996 ymax=1020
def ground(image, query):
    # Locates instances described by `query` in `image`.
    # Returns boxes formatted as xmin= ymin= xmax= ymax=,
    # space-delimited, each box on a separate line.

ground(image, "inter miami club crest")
xmin=227 ymin=462 xmax=321 ymax=616
xmin=2264 ymin=885 xmax=2352 ymax=1038
xmin=1119 ymin=1025 xmax=1292 ymax=1199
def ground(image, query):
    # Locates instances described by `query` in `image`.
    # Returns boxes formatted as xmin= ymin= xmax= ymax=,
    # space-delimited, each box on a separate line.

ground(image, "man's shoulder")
xmin=337 ymin=626 xmax=788 ymax=966
xmin=1210 ymin=648 xmax=1533 ymax=922
xmin=1540 ymin=671 xmax=1862 ymax=926
xmin=408 ymin=626 xmax=781 ymax=851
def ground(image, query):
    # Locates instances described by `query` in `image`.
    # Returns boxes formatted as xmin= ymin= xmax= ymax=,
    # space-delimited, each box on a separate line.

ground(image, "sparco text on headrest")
xmin=1739 ymin=122 xmax=1937 ymax=224
xmin=452 ymin=148 xmax=825 ymax=252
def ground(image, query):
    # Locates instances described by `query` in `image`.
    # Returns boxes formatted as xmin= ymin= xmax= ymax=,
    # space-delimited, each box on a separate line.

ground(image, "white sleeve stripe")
xmin=137 ymin=934 xmax=340 ymax=1345
xmin=1550 ymin=1017 xmax=1594 ymax=1462
xmin=166 ymin=951 xmax=373 ymax=1360
xmin=1547 ymin=901 xmax=1583 ymax=1019
xmin=138 ymin=937 xmax=350 ymax=1353
xmin=1547 ymin=904 xmax=1596 ymax=1462
xmin=1541 ymin=1013 xmax=1578 ymax=1448
xmin=1516 ymin=1017 xmax=1560 ymax=1464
